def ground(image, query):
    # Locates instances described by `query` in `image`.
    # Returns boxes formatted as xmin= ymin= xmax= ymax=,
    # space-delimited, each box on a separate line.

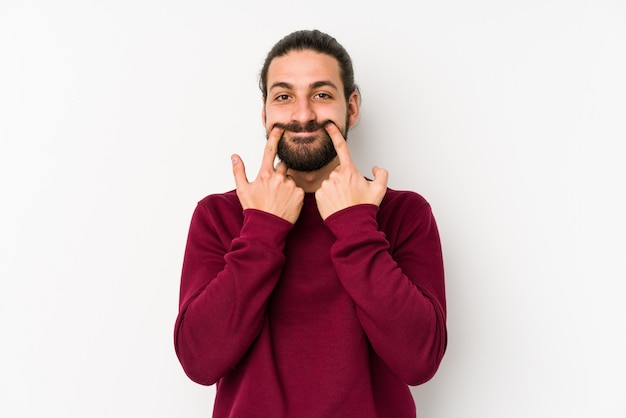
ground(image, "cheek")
xmin=329 ymin=105 xmax=349 ymax=123
xmin=263 ymin=108 xmax=284 ymax=128
xmin=264 ymin=105 xmax=347 ymax=127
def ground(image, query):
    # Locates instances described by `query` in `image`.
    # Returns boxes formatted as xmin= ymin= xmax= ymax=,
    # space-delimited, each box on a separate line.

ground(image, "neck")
xmin=287 ymin=157 xmax=339 ymax=193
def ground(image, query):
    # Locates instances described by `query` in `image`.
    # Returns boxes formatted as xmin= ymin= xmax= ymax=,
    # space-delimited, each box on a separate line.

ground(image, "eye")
xmin=275 ymin=94 xmax=290 ymax=102
xmin=315 ymin=92 xmax=332 ymax=100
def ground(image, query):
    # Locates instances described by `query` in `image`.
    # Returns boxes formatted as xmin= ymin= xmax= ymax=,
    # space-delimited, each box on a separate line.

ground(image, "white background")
xmin=1 ymin=1 xmax=625 ymax=417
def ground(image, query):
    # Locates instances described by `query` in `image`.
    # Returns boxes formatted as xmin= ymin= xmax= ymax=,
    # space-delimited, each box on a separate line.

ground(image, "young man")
xmin=174 ymin=30 xmax=447 ymax=417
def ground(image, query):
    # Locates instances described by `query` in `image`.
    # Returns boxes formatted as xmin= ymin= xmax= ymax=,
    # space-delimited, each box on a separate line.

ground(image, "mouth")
xmin=275 ymin=120 xmax=331 ymax=135
xmin=283 ymin=130 xmax=321 ymax=144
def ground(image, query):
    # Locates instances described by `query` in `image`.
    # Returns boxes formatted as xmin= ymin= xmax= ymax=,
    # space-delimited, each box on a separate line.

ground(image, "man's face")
xmin=262 ymin=50 xmax=359 ymax=172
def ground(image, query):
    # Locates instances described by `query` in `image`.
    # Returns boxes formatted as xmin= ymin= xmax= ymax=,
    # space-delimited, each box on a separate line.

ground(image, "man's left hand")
xmin=315 ymin=122 xmax=388 ymax=221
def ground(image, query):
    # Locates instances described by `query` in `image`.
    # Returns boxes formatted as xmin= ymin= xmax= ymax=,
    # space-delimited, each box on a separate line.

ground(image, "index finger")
xmin=325 ymin=122 xmax=353 ymax=167
xmin=260 ymin=126 xmax=284 ymax=171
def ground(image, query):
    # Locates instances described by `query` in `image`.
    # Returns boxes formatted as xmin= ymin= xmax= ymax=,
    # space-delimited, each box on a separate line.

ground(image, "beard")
xmin=272 ymin=116 xmax=349 ymax=172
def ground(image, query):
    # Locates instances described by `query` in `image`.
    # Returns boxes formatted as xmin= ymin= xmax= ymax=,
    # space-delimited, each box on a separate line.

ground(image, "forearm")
xmin=326 ymin=204 xmax=447 ymax=385
xmin=174 ymin=207 xmax=292 ymax=385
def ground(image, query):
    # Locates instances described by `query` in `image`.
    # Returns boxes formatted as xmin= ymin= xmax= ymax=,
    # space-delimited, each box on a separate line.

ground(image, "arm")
xmin=174 ymin=202 xmax=293 ymax=385
xmin=324 ymin=198 xmax=447 ymax=386
xmin=315 ymin=123 xmax=446 ymax=385
xmin=174 ymin=127 xmax=304 ymax=385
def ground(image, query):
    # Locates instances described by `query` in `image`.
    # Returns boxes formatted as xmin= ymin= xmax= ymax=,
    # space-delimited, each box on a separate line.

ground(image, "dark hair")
xmin=259 ymin=29 xmax=358 ymax=103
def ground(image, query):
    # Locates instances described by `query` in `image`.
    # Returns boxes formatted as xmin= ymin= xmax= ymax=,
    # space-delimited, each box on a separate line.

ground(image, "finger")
xmin=324 ymin=122 xmax=353 ymax=167
xmin=275 ymin=160 xmax=288 ymax=176
xmin=260 ymin=126 xmax=284 ymax=171
xmin=231 ymin=154 xmax=249 ymax=189
xmin=372 ymin=166 xmax=389 ymax=187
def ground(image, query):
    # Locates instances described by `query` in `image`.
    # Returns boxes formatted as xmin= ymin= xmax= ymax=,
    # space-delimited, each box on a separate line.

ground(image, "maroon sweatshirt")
xmin=174 ymin=189 xmax=447 ymax=417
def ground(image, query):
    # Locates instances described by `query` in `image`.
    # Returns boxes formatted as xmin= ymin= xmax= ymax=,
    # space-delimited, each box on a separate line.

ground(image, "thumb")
xmin=372 ymin=166 xmax=389 ymax=186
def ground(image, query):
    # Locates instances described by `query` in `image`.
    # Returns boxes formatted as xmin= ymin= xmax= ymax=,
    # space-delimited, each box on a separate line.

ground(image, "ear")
xmin=261 ymin=97 xmax=267 ymax=125
xmin=347 ymin=91 xmax=360 ymax=127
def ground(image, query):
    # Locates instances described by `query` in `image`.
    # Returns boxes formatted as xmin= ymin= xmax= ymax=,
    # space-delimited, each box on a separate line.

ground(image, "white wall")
xmin=1 ymin=1 xmax=624 ymax=417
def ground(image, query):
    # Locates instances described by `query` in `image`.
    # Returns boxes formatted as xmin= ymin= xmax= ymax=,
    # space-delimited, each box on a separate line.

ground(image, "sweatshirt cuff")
xmin=240 ymin=209 xmax=294 ymax=248
xmin=324 ymin=204 xmax=379 ymax=239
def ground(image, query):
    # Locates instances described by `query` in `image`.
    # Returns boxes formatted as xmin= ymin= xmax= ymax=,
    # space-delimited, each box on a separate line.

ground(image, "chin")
xmin=277 ymin=138 xmax=336 ymax=172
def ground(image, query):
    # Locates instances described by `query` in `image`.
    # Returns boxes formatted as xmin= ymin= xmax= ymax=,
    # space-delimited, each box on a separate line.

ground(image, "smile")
xmin=285 ymin=131 xmax=320 ymax=144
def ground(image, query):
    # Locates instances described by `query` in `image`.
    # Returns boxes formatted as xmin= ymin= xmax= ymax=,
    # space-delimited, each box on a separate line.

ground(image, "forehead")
xmin=267 ymin=50 xmax=343 ymax=90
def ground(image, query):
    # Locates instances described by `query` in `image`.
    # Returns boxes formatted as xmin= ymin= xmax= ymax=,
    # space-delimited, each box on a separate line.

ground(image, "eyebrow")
xmin=269 ymin=80 xmax=339 ymax=92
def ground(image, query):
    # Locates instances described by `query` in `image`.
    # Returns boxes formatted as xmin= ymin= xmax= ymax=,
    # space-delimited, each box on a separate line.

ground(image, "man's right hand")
xmin=232 ymin=127 xmax=305 ymax=224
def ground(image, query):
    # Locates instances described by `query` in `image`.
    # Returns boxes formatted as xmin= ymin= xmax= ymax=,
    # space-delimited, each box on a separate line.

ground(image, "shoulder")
xmin=197 ymin=189 xmax=241 ymax=212
xmin=191 ymin=189 xmax=243 ymax=229
xmin=378 ymin=188 xmax=441 ymax=249
xmin=380 ymin=187 xmax=431 ymax=214
xmin=377 ymin=187 xmax=437 ymax=232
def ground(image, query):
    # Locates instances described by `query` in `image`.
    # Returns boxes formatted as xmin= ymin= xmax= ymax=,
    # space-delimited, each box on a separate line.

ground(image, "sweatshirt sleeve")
xmin=324 ymin=195 xmax=447 ymax=386
xmin=174 ymin=199 xmax=293 ymax=385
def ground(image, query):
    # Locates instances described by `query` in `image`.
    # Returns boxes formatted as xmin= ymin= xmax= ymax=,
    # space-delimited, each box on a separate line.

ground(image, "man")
xmin=174 ymin=29 xmax=447 ymax=417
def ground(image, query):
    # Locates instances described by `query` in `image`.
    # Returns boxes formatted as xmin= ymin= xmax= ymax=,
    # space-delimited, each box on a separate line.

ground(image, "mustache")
xmin=274 ymin=120 xmax=333 ymax=133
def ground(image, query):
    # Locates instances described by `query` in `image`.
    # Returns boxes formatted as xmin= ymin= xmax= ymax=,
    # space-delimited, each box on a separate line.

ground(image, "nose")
xmin=290 ymin=98 xmax=316 ymax=124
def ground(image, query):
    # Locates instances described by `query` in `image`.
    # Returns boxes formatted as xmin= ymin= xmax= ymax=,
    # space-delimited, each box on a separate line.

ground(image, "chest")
xmin=269 ymin=205 xmax=346 ymax=318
